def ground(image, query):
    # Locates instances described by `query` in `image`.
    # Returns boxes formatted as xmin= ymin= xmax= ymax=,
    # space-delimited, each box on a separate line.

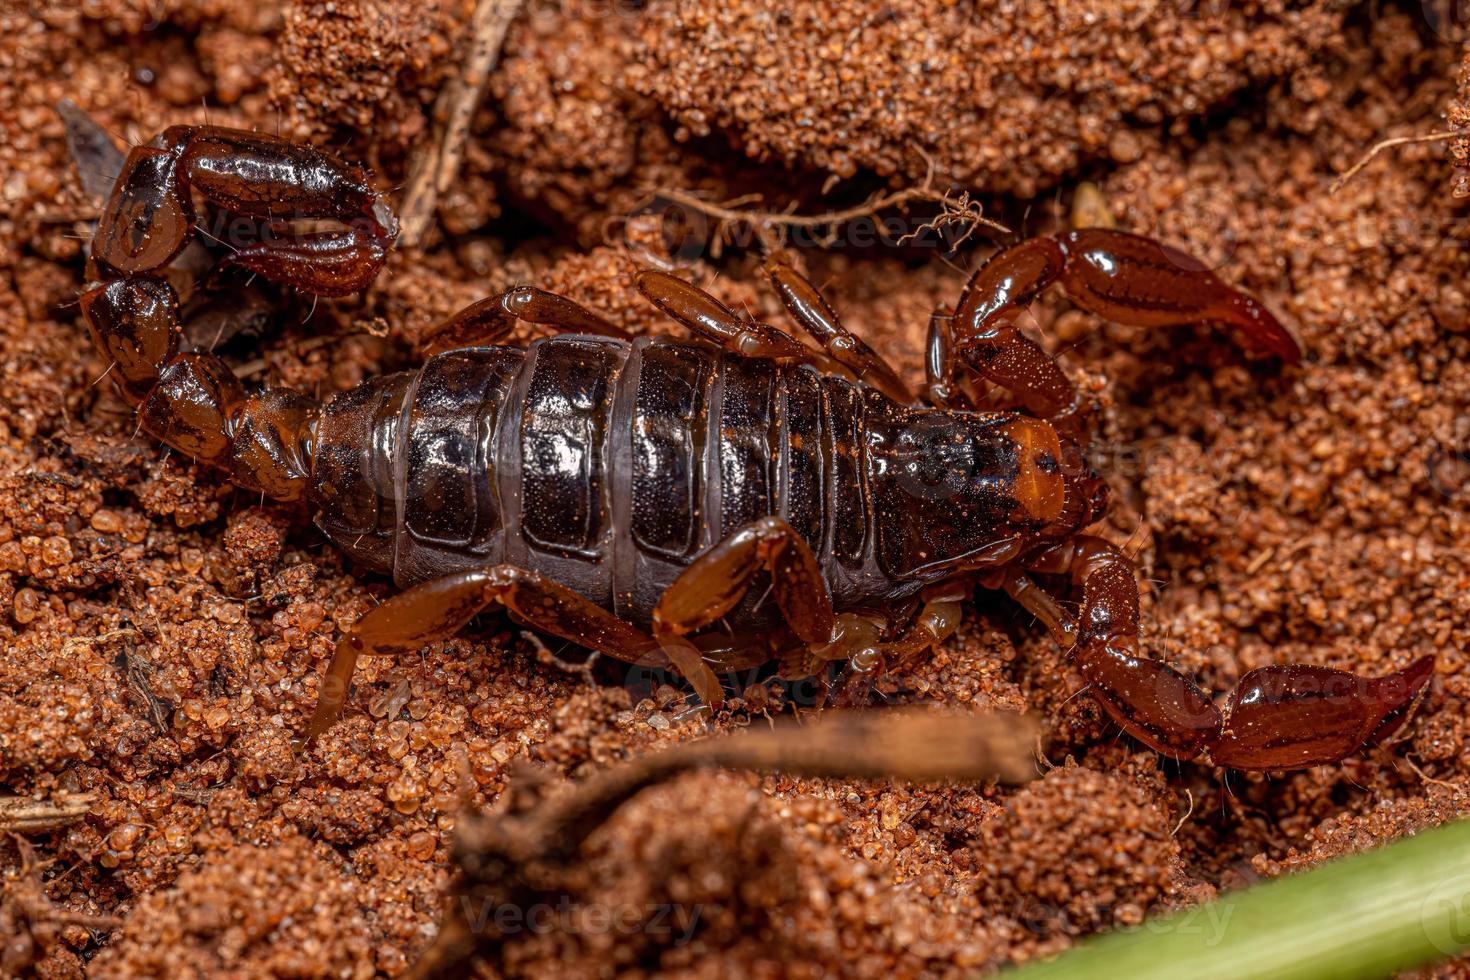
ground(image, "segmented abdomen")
xmin=310 ymin=336 xmax=910 ymax=625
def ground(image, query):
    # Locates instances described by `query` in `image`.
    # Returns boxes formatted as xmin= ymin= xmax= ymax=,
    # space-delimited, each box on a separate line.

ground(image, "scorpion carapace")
xmin=78 ymin=125 xmax=1433 ymax=771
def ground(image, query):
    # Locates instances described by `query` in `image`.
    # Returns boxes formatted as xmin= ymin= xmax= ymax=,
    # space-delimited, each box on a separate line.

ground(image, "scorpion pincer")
xmin=77 ymin=125 xmax=1433 ymax=770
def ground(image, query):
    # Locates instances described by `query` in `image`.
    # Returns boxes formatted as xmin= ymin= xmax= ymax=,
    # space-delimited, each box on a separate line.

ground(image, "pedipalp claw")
xmin=1210 ymin=656 xmax=1434 ymax=771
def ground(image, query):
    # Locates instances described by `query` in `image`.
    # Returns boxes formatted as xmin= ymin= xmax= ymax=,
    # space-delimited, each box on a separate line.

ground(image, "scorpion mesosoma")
xmin=78 ymin=125 xmax=1433 ymax=770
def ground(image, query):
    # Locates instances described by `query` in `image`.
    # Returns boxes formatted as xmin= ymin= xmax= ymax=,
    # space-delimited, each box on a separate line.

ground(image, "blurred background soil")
xmin=2 ymin=0 xmax=1469 ymax=976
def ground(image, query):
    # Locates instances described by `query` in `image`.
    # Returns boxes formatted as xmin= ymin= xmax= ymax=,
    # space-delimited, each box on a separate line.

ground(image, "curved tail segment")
xmin=80 ymin=126 xmax=398 ymax=501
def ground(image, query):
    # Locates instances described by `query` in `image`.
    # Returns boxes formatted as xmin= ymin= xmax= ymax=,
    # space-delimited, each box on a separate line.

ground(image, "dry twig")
xmin=399 ymin=0 xmax=525 ymax=247
xmin=0 ymin=793 xmax=96 ymax=834
xmin=407 ymin=708 xmax=1036 ymax=979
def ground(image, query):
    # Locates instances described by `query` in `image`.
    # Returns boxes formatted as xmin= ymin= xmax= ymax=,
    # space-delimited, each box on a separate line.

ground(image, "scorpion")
xmin=77 ymin=124 xmax=1434 ymax=770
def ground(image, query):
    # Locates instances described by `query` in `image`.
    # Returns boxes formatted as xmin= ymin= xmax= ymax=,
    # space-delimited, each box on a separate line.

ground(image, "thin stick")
xmin=535 ymin=708 xmax=1039 ymax=859
xmin=406 ymin=708 xmax=1036 ymax=979
xmin=1329 ymin=129 xmax=1461 ymax=195
xmin=0 ymin=793 xmax=96 ymax=833
xmin=399 ymin=0 xmax=524 ymax=247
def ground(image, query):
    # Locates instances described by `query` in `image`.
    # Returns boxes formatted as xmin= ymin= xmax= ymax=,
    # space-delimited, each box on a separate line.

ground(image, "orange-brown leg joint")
xmin=652 ymin=517 xmax=837 ymax=706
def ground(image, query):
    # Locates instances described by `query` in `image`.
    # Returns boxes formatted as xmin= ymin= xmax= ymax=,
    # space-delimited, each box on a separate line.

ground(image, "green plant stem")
xmin=1009 ymin=818 xmax=1470 ymax=980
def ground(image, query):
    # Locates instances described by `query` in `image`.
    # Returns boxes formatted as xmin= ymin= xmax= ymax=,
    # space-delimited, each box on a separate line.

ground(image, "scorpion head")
xmin=990 ymin=415 xmax=1111 ymax=538
xmin=993 ymin=416 xmax=1066 ymax=525
xmin=881 ymin=410 xmax=1107 ymax=578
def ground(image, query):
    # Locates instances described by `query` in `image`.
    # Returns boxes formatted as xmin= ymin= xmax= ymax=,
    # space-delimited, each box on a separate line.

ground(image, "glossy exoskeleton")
xmin=78 ymin=126 xmax=1433 ymax=770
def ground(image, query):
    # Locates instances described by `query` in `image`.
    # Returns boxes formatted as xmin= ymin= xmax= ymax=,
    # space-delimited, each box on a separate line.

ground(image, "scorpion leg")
xmin=947 ymin=228 xmax=1300 ymax=420
xmin=421 ymin=286 xmax=630 ymax=354
xmin=763 ymin=258 xmax=913 ymax=402
xmin=635 ymin=270 xmax=815 ymax=361
xmin=826 ymin=595 xmax=966 ymax=705
xmin=303 ymin=564 xmax=690 ymax=739
xmin=653 ymin=516 xmax=836 ymax=706
xmin=882 ymin=597 xmax=965 ymax=664
xmin=1011 ymin=537 xmax=1434 ymax=770
xmin=93 ymin=125 xmax=395 ymax=294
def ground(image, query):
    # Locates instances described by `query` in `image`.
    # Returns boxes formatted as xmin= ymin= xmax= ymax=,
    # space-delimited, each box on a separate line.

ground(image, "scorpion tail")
xmin=80 ymin=126 xmax=398 ymax=499
xmin=79 ymin=275 xmax=319 ymax=500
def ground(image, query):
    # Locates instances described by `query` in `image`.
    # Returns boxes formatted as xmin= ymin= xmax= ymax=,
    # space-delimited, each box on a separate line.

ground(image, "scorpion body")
xmin=77 ymin=124 xmax=1434 ymax=770
xmin=315 ymin=335 xmax=1063 ymax=623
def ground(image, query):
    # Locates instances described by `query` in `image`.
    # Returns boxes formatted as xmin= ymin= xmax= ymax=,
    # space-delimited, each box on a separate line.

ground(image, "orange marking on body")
xmin=999 ymin=418 xmax=1064 ymax=522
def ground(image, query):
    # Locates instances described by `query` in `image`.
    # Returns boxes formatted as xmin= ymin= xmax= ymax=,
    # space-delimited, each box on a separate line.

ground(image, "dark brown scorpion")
xmin=77 ymin=125 xmax=1434 ymax=770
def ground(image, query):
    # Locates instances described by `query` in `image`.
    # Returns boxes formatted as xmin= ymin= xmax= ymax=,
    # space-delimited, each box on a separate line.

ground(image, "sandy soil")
xmin=2 ymin=1 xmax=1468 ymax=976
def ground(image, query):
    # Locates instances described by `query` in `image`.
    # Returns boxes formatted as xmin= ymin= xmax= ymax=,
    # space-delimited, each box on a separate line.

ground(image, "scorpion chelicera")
xmin=77 ymin=125 xmax=1434 ymax=770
